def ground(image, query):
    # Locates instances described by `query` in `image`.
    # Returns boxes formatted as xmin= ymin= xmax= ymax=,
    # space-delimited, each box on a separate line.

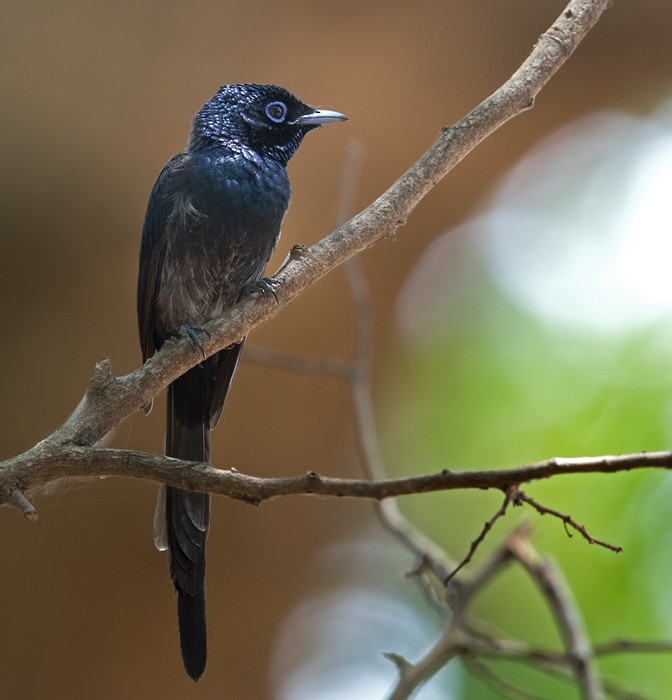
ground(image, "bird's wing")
xmin=207 ymin=251 xmax=275 ymax=429
xmin=137 ymin=153 xmax=187 ymax=362
xmin=208 ymin=342 xmax=244 ymax=429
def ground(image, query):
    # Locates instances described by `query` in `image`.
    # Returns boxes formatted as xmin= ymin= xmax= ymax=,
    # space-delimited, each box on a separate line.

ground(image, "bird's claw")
xmin=243 ymin=277 xmax=281 ymax=304
xmin=179 ymin=324 xmax=211 ymax=360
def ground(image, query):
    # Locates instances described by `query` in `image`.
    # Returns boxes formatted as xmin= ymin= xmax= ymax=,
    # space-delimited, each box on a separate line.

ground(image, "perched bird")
xmin=137 ymin=84 xmax=347 ymax=681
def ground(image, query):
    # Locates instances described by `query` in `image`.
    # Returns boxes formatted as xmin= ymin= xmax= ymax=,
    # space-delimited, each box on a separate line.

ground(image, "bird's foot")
xmin=242 ymin=277 xmax=281 ymax=304
xmin=179 ymin=324 xmax=211 ymax=360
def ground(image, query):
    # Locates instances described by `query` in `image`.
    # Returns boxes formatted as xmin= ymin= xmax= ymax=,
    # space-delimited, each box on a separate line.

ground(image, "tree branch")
xmin=3 ymin=446 xmax=672 ymax=515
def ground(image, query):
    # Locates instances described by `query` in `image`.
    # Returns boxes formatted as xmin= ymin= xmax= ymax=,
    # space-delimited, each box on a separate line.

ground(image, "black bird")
xmin=137 ymin=84 xmax=346 ymax=681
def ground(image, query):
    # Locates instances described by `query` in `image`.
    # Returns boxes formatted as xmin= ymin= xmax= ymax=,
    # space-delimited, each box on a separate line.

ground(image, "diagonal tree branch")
xmin=0 ymin=0 xmax=613 ymax=514
xmin=508 ymin=536 xmax=604 ymax=700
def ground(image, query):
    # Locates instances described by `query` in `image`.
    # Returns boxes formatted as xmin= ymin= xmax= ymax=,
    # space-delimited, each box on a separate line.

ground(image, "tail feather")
xmin=177 ymin=583 xmax=208 ymax=681
xmin=166 ymin=488 xmax=209 ymax=595
xmin=166 ymin=486 xmax=209 ymax=681
xmin=157 ymin=346 xmax=242 ymax=681
xmin=162 ymin=363 xmax=212 ymax=682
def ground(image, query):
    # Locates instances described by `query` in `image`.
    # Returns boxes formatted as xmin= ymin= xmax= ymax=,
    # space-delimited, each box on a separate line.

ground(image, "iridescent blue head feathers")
xmin=188 ymin=84 xmax=347 ymax=166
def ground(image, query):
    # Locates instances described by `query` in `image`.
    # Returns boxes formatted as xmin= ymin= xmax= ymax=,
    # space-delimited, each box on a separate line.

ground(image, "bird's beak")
xmin=292 ymin=109 xmax=349 ymax=127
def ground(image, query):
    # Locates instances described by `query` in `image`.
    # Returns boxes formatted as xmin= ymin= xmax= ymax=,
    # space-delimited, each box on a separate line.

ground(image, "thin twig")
xmin=443 ymin=490 xmax=512 ymax=585
xmin=594 ymin=640 xmax=672 ymax=656
xmin=453 ymin=633 xmax=672 ymax=667
xmin=516 ymin=491 xmax=622 ymax=553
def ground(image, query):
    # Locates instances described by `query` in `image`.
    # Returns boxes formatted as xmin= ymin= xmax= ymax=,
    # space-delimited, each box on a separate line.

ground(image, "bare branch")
xmin=5 ymin=445 xmax=672 ymax=515
xmin=508 ymin=536 xmax=603 ymax=700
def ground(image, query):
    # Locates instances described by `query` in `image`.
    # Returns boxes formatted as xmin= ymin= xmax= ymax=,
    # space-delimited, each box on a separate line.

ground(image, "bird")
xmin=136 ymin=84 xmax=347 ymax=682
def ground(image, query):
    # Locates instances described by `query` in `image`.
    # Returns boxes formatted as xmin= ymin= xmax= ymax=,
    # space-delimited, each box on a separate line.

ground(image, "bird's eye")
xmin=265 ymin=101 xmax=288 ymax=123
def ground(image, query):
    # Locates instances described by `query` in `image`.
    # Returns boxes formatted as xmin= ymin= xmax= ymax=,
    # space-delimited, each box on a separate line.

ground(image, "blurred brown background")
xmin=1 ymin=1 xmax=671 ymax=697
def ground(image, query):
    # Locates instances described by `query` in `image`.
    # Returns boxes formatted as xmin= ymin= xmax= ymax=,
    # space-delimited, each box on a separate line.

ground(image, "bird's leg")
xmin=179 ymin=324 xmax=211 ymax=360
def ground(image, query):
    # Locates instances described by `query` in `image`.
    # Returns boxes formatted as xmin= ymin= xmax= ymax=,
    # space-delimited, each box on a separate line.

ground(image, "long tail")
xmin=164 ymin=363 xmax=212 ymax=682
xmin=155 ymin=345 xmax=243 ymax=682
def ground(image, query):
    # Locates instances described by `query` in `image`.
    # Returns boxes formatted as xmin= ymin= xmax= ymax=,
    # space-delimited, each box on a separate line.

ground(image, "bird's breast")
xmin=156 ymin=153 xmax=290 ymax=334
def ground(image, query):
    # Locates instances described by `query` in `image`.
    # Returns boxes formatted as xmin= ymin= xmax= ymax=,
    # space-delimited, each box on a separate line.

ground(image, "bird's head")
xmin=188 ymin=84 xmax=347 ymax=165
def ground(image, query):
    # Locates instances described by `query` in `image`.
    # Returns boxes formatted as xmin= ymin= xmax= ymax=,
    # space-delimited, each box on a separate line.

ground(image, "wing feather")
xmin=137 ymin=153 xmax=187 ymax=362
